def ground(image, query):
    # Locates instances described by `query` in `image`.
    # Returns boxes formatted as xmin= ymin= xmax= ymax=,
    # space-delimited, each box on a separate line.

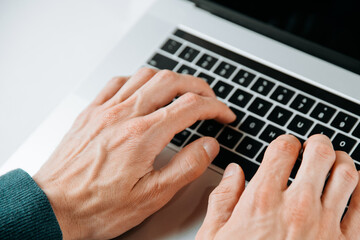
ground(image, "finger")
xmin=197 ymin=163 xmax=245 ymax=239
xmin=136 ymin=137 xmax=219 ymax=209
xmin=144 ymin=92 xmax=236 ymax=149
xmin=341 ymin=172 xmax=360 ymax=238
xmin=107 ymin=67 xmax=158 ymax=105
xmin=292 ymin=134 xmax=336 ymax=197
xmin=91 ymin=76 xmax=129 ymax=105
xmin=322 ymin=151 xmax=358 ymax=223
xmin=251 ymin=134 xmax=301 ymax=190
xmin=126 ymin=70 xmax=216 ymax=116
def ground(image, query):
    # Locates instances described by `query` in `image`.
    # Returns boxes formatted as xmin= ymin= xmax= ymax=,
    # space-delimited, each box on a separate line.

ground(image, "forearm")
xmin=0 ymin=169 xmax=62 ymax=239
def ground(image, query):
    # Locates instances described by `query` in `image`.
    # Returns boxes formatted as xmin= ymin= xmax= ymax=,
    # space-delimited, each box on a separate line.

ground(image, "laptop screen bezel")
xmin=191 ymin=0 xmax=360 ymax=75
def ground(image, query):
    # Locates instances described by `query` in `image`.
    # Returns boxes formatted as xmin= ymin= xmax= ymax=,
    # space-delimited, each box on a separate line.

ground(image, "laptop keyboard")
xmin=146 ymin=28 xmax=360 ymax=185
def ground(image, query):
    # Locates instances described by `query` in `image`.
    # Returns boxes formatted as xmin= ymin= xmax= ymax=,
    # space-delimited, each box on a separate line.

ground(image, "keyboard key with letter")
xmin=239 ymin=115 xmax=265 ymax=136
xmin=332 ymin=133 xmax=356 ymax=153
xmin=217 ymin=127 xmax=243 ymax=149
xmin=198 ymin=120 xmax=223 ymax=137
xmin=248 ymin=97 xmax=273 ymax=117
xmin=308 ymin=124 xmax=335 ymax=139
xmin=229 ymin=107 xmax=245 ymax=127
xmin=177 ymin=64 xmax=196 ymax=75
xmin=236 ymin=136 xmax=263 ymax=159
xmin=259 ymin=124 xmax=286 ymax=143
xmin=267 ymin=106 xmax=293 ymax=126
xmin=287 ymin=115 xmax=314 ymax=136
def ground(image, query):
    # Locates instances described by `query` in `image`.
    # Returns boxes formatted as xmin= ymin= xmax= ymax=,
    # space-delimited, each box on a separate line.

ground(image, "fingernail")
xmin=202 ymin=138 xmax=219 ymax=160
xmin=223 ymin=163 xmax=239 ymax=179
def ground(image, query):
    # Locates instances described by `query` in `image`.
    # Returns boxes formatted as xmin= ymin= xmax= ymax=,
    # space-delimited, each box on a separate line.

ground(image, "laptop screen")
xmin=193 ymin=0 xmax=360 ymax=74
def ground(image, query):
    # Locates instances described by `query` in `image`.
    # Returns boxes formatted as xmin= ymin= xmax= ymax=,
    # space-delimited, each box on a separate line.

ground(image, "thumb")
xmin=156 ymin=137 xmax=219 ymax=197
xmin=196 ymin=163 xmax=245 ymax=240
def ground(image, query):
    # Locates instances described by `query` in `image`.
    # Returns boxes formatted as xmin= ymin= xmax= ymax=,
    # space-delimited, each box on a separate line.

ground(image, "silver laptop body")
xmin=1 ymin=0 xmax=359 ymax=239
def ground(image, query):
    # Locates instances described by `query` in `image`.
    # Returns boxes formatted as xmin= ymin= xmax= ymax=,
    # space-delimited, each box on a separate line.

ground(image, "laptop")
xmin=1 ymin=0 xmax=359 ymax=239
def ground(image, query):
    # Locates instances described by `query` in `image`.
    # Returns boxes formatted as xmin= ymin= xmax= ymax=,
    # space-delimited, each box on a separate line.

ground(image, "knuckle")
xmin=101 ymin=107 xmax=119 ymax=125
xmin=110 ymin=76 xmax=126 ymax=84
xmin=156 ymin=69 xmax=177 ymax=80
xmin=209 ymin=184 xmax=234 ymax=205
xmin=137 ymin=66 xmax=157 ymax=76
xmin=252 ymin=187 xmax=274 ymax=213
xmin=179 ymin=153 xmax=203 ymax=183
xmin=180 ymin=92 xmax=202 ymax=106
xmin=125 ymin=118 xmax=150 ymax=137
xmin=337 ymin=165 xmax=358 ymax=185
xmin=308 ymin=141 xmax=335 ymax=162
xmin=270 ymin=136 xmax=300 ymax=154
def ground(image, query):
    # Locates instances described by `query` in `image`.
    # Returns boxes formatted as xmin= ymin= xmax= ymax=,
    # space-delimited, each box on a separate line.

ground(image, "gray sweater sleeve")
xmin=0 ymin=169 xmax=62 ymax=239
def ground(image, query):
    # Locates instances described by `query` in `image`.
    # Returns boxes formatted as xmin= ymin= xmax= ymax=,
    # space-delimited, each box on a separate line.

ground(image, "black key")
xmin=290 ymin=94 xmax=315 ymax=114
xmin=229 ymin=107 xmax=245 ymax=127
xmin=270 ymin=86 xmax=295 ymax=105
xmin=290 ymin=160 xmax=302 ymax=179
xmin=197 ymin=72 xmax=215 ymax=85
xmin=250 ymin=77 xmax=275 ymax=96
xmin=350 ymin=144 xmax=360 ymax=162
xmin=177 ymin=64 xmax=196 ymax=75
xmin=331 ymin=112 xmax=357 ymax=133
xmin=256 ymin=146 xmax=268 ymax=163
xmin=189 ymin=121 xmax=201 ymax=130
xmin=195 ymin=54 xmax=218 ymax=70
xmin=148 ymin=53 xmax=178 ymax=70
xmin=161 ymin=39 xmax=182 ymax=54
xmin=184 ymin=134 xmax=201 ymax=146
xmin=332 ymin=133 xmax=356 ymax=153
xmin=239 ymin=115 xmax=265 ymax=136
xmin=352 ymin=123 xmax=360 ymax=138
xmin=198 ymin=120 xmax=223 ymax=137
xmin=212 ymin=81 xmax=234 ymax=99
xmin=287 ymin=115 xmax=314 ymax=136
xmin=247 ymin=97 xmax=273 ymax=117
xmin=228 ymin=89 xmax=253 ymax=108
xmin=178 ymin=46 xmax=200 ymax=62
xmin=308 ymin=124 xmax=335 ymax=139
xmin=214 ymin=61 xmax=236 ymax=79
xmin=267 ymin=106 xmax=293 ymax=126
xmin=217 ymin=127 xmax=243 ymax=149
xmin=232 ymin=69 xmax=255 ymax=87
xmin=310 ymin=103 xmax=336 ymax=123
xmin=213 ymin=147 xmax=259 ymax=181
xmin=171 ymin=130 xmax=191 ymax=146
xmin=236 ymin=136 xmax=263 ymax=159
xmin=259 ymin=124 xmax=286 ymax=143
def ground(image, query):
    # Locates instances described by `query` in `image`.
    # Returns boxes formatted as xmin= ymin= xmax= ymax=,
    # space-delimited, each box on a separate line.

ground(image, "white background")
xmin=0 ymin=0 xmax=156 ymax=166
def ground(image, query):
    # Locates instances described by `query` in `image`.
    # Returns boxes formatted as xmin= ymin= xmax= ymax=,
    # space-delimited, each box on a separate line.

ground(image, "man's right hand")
xmin=197 ymin=134 xmax=360 ymax=239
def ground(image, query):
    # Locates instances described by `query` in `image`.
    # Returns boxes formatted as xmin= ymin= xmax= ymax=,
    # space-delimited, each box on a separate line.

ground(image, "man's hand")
xmin=197 ymin=134 xmax=360 ymax=239
xmin=33 ymin=68 xmax=236 ymax=239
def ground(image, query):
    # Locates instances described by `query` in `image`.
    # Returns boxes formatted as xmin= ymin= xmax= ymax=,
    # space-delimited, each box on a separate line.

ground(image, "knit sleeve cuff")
xmin=0 ymin=169 xmax=62 ymax=239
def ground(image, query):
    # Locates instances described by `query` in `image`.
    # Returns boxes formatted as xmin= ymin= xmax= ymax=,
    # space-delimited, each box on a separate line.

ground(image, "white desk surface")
xmin=0 ymin=0 xmax=156 ymax=167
